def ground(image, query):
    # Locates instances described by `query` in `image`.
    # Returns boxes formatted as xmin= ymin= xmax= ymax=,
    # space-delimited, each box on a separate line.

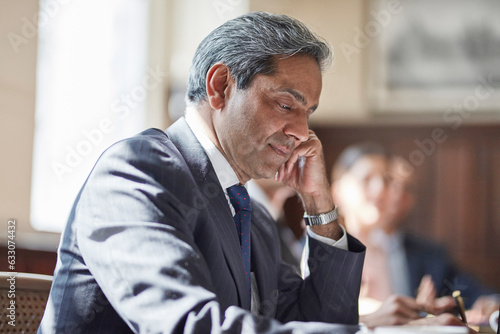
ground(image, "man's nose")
xmin=284 ymin=114 xmax=309 ymax=143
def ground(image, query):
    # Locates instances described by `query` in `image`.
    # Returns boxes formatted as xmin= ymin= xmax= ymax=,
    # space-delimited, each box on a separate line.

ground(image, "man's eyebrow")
xmin=278 ymin=88 xmax=318 ymax=111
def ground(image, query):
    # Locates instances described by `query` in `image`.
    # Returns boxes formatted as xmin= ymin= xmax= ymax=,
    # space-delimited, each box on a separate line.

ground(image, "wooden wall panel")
xmin=0 ymin=246 xmax=56 ymax=276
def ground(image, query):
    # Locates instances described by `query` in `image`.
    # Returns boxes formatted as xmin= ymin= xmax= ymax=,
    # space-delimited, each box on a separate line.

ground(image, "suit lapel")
xmin=165 ymin=118 xmax=251 ymax=309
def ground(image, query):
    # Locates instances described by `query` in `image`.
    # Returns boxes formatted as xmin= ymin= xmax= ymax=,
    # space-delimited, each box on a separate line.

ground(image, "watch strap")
xmin=303 ymin=205 xmax=339 ymax=226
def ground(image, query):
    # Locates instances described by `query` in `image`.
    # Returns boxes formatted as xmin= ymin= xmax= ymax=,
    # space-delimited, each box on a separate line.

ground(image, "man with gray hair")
xmin=40 ymin=12 xmax=365 ymax=333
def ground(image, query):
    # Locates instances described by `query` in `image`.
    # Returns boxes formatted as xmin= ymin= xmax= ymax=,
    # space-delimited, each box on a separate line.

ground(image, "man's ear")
xmin=205 ymin=63 xmax=233 ymax=110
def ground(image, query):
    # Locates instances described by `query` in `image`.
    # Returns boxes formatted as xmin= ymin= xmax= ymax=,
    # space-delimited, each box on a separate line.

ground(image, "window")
xmin=31 ymin=0 xmax=150 ymax=232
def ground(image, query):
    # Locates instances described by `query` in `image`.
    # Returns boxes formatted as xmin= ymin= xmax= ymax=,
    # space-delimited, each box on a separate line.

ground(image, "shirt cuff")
xmin=301 ymin=224 xmax=349 ymax=278
xmin=306 ymin=224 xmax=348 ymax=251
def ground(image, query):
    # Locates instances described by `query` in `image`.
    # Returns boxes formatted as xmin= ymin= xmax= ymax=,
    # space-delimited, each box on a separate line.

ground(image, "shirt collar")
xmin=184 ymin=110 xmax=241 ymax=190
xmin=369 ymin=227 xmax=404 ymax=251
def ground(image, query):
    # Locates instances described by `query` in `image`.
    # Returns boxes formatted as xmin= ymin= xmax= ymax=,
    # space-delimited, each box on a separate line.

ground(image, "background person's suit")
xmin=404 ymin=233 xmax=496 ymax=308
xmin=39 ymin=118 xmax=365 ymax=333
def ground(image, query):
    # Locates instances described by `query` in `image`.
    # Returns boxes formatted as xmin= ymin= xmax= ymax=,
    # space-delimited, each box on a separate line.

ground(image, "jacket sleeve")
xmin=274 ymin=235 xmax=366 ymax=325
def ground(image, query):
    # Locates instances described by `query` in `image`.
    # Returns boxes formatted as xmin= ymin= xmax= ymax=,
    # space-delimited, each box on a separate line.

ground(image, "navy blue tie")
xmin=227 ymin=185 xmax=252 ymax=297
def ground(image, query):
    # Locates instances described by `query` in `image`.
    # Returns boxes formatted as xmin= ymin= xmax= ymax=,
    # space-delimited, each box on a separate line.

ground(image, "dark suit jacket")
xmin=404 ymin=233 xmax=496 ymax=308
xmin=39 ymin=118 xmax=365 ymax=333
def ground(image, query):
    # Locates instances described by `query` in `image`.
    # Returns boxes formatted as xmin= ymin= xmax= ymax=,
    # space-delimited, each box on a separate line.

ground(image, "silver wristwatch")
xmin=303 ymin=205 xmax=339 ymax=226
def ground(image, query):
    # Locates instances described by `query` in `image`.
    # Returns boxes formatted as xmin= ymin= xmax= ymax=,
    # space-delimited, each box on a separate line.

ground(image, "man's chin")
xmin=253 ymin=171 xmax=278 ymax=181
xmin=250 ymin=166 xmax=281 ymax=181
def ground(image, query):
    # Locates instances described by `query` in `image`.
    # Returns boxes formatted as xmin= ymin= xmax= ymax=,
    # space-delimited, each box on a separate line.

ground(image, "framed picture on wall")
xmin=368 ymin=0 xmax=500 ymax=115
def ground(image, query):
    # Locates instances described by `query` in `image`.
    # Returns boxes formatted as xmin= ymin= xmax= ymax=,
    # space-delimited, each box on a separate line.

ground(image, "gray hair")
xmin=186 ymin=11 xmax=333 ymax=104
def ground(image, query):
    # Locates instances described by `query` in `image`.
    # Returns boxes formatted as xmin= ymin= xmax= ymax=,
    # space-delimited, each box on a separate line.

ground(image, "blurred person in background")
xmin=330 ymin=142 xmax=481 ymax=328
xmin=384 ymin=156 xmax=499 ymax=325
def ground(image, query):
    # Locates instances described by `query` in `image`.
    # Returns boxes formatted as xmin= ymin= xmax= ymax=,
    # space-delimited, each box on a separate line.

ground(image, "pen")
xmin=452 ymin=290 xmax=467 ymax=324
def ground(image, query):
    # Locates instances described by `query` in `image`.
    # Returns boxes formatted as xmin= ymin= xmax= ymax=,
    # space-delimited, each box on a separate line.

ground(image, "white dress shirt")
xmin=369 ymin=228 xmax=411 ymax=297
xmin=185 ymin=111 xmax=240 ymax=213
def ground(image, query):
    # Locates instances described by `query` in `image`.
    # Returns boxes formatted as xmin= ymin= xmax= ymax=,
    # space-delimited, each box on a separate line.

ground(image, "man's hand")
xmin=276 ymin=130 xmax=342 ymax=240
xmin=360 ymin=295 xmax=476 ymax=333
xmin=466 ymin=295 xmax=500 ymax=325
xmin=277 ymin=130 xmax=332 ymax=211
xmin=360 ymin=295 xmax=423 ymax=328
xmin=416 ymin=275 xmax=436 ymax=306
xmin=416 ymin=275 xmax=456 ymax=315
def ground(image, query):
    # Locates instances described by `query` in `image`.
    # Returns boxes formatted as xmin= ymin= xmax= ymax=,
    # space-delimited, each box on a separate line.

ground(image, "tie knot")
xmin=227 ymin=185 xmax=252 ymax=212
